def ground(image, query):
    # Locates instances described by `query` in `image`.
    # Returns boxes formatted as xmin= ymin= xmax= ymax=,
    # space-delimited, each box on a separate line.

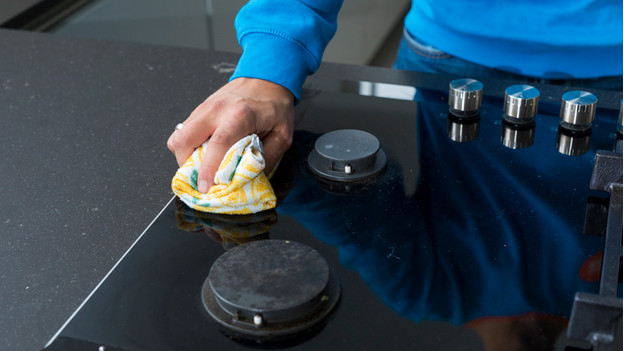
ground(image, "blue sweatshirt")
xmin=231 ymin=0 xmax=623 ymax=100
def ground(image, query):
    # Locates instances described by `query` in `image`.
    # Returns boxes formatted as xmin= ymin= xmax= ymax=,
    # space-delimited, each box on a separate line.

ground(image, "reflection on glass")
xmin=447 ymin=114 xmax=480 ymax=142
xmin=556 ymin=127 xmax=592 ymax=156
xmin=311 ymin=175 xmax=383 ymax=195
xmin=276 ymin=93 xmax=615 ymax=351
xmin=501 ymin=120 xmax=536 ymax=149
xmin=281 ymin=125 xmax=601 ymax=350
xmin=618 ymin=99 xmax=623 ymax=135
xmin=175 ymin=199 xmax=277 ymax=249
xmin=617 ymin=100 xmax=623 ymax=151
xmin=357 ymin=81 xmax=417 ymax=101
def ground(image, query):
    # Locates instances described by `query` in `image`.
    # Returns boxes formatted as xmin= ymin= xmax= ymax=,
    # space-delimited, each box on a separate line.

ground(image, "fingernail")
xmin=198 ymin=180 xmax=209 ymax=193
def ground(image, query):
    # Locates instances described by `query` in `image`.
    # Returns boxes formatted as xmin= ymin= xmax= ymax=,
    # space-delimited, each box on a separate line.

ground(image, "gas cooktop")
xmin=44 ymin=77 xmax=622 ymax=351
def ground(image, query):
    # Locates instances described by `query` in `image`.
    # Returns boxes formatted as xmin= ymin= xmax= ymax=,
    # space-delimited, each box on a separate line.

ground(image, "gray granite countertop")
xmin=0 ymin=28 xmax=238 ymax=351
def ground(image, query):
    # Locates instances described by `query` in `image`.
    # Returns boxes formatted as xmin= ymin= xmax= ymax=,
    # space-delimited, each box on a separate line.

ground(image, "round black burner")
xmin=202 ymin=240 xmax=340 ymax=342
xmin=308 ymin=129 xmax=386 ymax=182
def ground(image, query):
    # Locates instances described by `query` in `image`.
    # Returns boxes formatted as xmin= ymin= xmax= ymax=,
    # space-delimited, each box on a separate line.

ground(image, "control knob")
xmin=503 ymin=84 xmax=539 ymax=123
xmin=448 ymin=78 xmax=483 ymax=116
xmin=308 ymin=129 xmax=387 ymax=182
xmin=560 ymin=91 xmax=597 ymax=131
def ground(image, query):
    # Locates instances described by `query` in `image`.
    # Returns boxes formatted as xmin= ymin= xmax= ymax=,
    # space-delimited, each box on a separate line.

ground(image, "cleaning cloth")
xmin=171 ymin=134 xmax=277 ymax=214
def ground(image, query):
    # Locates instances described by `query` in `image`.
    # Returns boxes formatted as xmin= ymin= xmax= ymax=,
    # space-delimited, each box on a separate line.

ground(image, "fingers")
xmin=167 ymin=78 xmax=296 ymax=195
xmin=196 ymin=107 xmax=254 ymax=192
xmin=173 ymin=119 xmax=213 ymax=163
xmin=167 ymin=103 xmax=217 ymax=167
xmin=167 ymin=130 xmax=196 ymax=167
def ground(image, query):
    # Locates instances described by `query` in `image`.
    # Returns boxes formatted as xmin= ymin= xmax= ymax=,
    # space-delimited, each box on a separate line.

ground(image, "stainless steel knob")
xmin=560 ymin=91 xmax=597 ymax=131
xmin=449 ymin=78 xmax=483 ymax=116
xmin=503 ymin=85 xmax=539 ymax=123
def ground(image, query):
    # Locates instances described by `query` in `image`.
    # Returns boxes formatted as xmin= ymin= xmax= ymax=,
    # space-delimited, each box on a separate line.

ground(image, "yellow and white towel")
xmin=171 ymin=134 xmax=277 ymax=214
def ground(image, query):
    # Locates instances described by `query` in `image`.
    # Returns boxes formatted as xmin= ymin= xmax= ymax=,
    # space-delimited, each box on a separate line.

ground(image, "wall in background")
xmin=50 ymin=0 xmax=409 ymax=65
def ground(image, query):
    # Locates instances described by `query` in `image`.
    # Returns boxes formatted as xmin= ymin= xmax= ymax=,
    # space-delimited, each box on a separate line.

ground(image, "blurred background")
xmin=0 ymin=0 xmax=409 ymax=67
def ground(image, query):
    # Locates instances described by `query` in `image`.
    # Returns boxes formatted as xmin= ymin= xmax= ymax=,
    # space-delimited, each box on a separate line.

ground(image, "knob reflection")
xmin=556 ymin=127 xmax=592 ymax=156
xmin=501 ymin=120 xmax=536 ymax=149
xmin=447 ymin=114 xmax=480 ymax=143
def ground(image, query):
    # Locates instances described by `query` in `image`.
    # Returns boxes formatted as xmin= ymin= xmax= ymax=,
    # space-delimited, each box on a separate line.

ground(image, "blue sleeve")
xmin=230 ymin=0 xmax=344 ymax=102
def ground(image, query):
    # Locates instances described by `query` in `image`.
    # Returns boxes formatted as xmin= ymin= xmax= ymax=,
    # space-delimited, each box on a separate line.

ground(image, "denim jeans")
xmin=393 ymin=28 xmax=623 ymax=91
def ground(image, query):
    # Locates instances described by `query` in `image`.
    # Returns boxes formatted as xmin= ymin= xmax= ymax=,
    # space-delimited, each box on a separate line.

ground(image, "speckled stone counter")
xmin=0 ymin=28 xmax=238 ymax=351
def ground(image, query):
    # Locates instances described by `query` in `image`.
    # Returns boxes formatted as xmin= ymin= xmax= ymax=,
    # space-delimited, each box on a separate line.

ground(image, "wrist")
xmin=231 ymin=77 xmax=295 ymax=105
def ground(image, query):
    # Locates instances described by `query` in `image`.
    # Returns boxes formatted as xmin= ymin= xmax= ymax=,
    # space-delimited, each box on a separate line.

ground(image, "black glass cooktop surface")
xmin=44 ymin=79 xmax=622 ymax=351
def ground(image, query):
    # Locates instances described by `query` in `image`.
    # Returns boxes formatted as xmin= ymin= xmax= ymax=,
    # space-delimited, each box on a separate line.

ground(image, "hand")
xmin=167 ymin=77 xmax=295 ymax=193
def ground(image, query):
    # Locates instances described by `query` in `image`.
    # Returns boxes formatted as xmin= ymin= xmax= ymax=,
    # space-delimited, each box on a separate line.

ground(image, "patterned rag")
xmin=171 ymin=134 xmax=277 ymax=214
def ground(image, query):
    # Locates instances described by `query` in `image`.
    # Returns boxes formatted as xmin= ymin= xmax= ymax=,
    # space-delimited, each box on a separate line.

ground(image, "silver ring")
xmin=175 ymin=123 xmax=184 ymax=131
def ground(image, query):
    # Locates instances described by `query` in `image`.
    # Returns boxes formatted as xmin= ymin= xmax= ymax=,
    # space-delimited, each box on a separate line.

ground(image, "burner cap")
xmin=308 ymin=129 xmax=386 ymax=182
xmin=202 ymin=240 xmax=340 ymax=342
